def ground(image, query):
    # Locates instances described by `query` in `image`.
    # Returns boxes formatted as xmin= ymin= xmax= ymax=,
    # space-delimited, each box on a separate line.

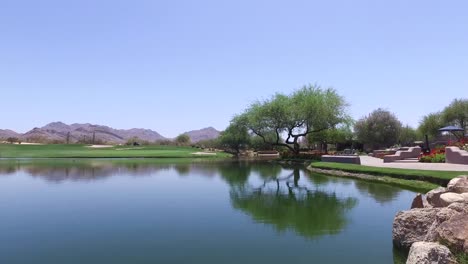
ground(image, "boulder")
xmin=411 ymin=193 xmax=424 ymax=209
xmin=461 ymin=193 xmax=468 ymax=200
xmin=447 ymin=202 xmax=468 ymax=213
xmin=406 ymin=242 xmax=457 ymax=264
xmin=422 ymin=195 xmax=433 ymax=208
xmin=426 ymin=187 xmax=447 ymax=207
xmin=447 ymin=176 xmax=468 ymax=194
xmin=440 ymin=192 xmax=467 ymax=207
xmin=425 ymin=205 xmax=463 ymax=242
xmin=393 ymin=208 xmax=439 ymax=250
xmin=435 ymin=212 xmax=468 ymax=253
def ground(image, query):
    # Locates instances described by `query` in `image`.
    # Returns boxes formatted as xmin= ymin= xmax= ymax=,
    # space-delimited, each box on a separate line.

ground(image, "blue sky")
xmin=1 ymin=0 xmax=467 ymax=137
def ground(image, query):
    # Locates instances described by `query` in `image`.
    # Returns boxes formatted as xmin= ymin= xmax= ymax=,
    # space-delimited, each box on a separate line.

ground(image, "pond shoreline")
xmin=306 ymin=166 xmax=438 ymax=193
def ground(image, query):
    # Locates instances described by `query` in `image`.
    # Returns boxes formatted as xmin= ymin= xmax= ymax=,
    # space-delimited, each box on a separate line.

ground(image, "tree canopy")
xmin=354 ymin=108 xmax=402 ymax=150
xmin=219 ymin=115 xmax=250 ymax=155
xmin=399 ymin=125 xmax=418 ymax=146
xmin=442 ymin=98 xmax=468 ymax=133
xmin=418 ymin=112 xmax=444 ymax=141
xmin=237 ymin=84 xmax=349 ymax=154
xmin=306 ymin=124 xmax=353 ymax=152
xmin=175 ymin=133 xmax=191 ymax=146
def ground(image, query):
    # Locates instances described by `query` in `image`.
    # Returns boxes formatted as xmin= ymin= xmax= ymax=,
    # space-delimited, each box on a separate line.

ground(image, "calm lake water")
xmin=0 ymin=159 xmax=413 ymax=264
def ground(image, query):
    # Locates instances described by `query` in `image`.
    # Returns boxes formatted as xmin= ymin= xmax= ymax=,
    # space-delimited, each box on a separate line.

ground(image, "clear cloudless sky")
xmin=1 ymin=0 xmax=467 ymax=137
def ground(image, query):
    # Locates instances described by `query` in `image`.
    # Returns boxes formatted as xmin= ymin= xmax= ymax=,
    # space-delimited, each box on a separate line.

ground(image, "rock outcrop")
xmin=447 ymin=176 xmax=468 ymax=194
xmin=393 ymin=176 xmax=468 ymax=263
xmin=411 ymin=193 xmax=424 ymax=209
xmin=406 ymin=242 xmax=457 ymax=264
xmin=426 ymin=187 xmax=448 ymax=207
xmin=435 ymin=212 xmax=468 ymax=253
xmin=393 ymin=208 xmax=438 ymax=249
xmin=440 ymin=193 xmax=466 ymax=207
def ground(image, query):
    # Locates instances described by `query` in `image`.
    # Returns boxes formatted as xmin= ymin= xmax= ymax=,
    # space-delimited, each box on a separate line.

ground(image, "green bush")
xmin=419 ymin=153 xmax=445 ymax=163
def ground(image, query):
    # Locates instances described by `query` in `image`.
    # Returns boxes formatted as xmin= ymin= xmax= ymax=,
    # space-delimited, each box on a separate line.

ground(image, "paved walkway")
xmin=360 ymin=156 xmax=468 ymax=172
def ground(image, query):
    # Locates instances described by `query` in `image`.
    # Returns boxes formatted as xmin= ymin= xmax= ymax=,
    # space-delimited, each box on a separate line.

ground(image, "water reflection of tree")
xmin=230 ymin=168 xmax=357 ymax=239
xmin=0 ymin=162 xmax=18 ymax=176
xmin=216 ymin=161 xmax=283 ymax=186
xmin=354 ymin=181 xmax=402 ymax=204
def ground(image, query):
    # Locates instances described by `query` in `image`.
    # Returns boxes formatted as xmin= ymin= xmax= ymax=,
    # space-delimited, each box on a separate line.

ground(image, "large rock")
xmin=447 ymin=201 xmax=468 ymax=214
xmin=447 ymin=176 xmax=468 ymax=194
xmin=406 ymin=242 xmax=457 ymax=264
xmin=435 ymin=212 xmax=468 ymax=253
xmin=393 ymin=208 xmax=439 ymax=249
xmin=440 ymin=192 xmax=467 ymax=207
xmin=425 ymin=202 xmax=468 ymax=242
xmin=411 ymin=194 xmax=424 ymax=209
xmin=426 ymin=187 xmax=447 ymax=207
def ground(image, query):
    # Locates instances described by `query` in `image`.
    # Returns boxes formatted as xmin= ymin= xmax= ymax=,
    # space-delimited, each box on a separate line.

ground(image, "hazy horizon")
xmin=1 ymin=0 xmax=467 ymax=137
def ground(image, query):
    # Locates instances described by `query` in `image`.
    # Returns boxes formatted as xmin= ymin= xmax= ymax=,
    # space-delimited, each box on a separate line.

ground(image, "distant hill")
xmin=1 ymin=122 xmax=221 ymax=144
xmin=184 ymin=127 xmax=221 ymax=143
xmin=0 ymin=129 xmax=21 ymax=140
xmin=15 ymin=122 xmax=166 ymax=144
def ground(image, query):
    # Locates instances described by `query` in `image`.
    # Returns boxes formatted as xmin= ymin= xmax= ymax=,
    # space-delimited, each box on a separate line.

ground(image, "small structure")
xmin=438 ymin=126 xmax=465 ymax=141
xmin=321 ymin=155 xmax=361 ymax=164
xmin=383 ymin=146 xmax=422 ymax=163
xmin=372 ymin=149 xmax=397 ymax=159
xmin=445 ymin=146 xmax=468 ymax=164
xmin=256 ymin=150 xmax=280 ymax=157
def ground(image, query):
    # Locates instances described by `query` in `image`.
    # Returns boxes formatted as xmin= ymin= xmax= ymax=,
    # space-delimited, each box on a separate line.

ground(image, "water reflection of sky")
xmin=0 ymin=160 xmax=414 ymax=264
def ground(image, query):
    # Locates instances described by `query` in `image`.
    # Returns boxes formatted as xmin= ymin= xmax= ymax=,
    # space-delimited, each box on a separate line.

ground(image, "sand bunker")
xmin=88 ymin=145 xmax=114 ymax=148
xmin=192 ymin=152 xmax=217 ymax=156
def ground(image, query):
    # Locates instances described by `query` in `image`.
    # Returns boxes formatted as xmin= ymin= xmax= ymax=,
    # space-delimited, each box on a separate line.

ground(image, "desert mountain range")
xmin=0 ymin=122 xmax=220 ymax=144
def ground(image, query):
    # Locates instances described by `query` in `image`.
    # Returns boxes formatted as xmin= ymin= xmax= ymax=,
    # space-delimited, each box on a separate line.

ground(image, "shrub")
xmin=419 ymin=153 xmax=445 ymax=163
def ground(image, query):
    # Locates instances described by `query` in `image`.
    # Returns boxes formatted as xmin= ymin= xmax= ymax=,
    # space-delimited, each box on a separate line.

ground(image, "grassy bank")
xmin=310 ymin=161 xmax=468 ymax=187
xmin=0 ymin=144 xmax=231 ymax=159
xmin=308 ymin=166 xmax=439 ymax=193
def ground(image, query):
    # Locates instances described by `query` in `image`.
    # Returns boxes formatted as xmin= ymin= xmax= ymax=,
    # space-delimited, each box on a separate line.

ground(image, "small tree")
xmin=354 ymin=108 xmax=402 ymax=150
xmin=219 ymin=116 xmax=250 ymax=155
xmin=442 ymin=98 xmax=468 ymax=134
xmin=399 ymin=125 xmax=418 ymax=146
xmin=175 ymin=134 xmax=191 ymax=146
xmin=418 ymin=112 xmax=443 ymax=141
xmin=240 ymin=84 xmax=350 ymax=155
xmin=6 ymin=137 xmax=19 ymax=144
xmin=307 ymin=124 xmax=353 ymax=153
xmin=126 ymin=137 xmax=141 ymax=146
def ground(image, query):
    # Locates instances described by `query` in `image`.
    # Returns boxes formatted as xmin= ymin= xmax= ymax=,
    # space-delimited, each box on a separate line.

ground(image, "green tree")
xmin=442 ymin=98 xmax=468 ymax=134
xmin=219 ymin=116 xmax=250 ymax=155
xmin=195 ymin=138 xmax=221 ymax=149
xmin=6 ymin=137 xmax=19 ymax=144
xmin=354 ymin=108 xmax=402 ymax=150
xmin=239 ymin=84 xmax=349 ymax=155
xmin=175 ymin=133 xmax=191 ymax=146
xmin=399 ymin=125 xmax=418 ymax=146
xmin=307 ymin=124 xmax=353 ymax=152
xmin=418 ymin=112 xmax=444 ymax=141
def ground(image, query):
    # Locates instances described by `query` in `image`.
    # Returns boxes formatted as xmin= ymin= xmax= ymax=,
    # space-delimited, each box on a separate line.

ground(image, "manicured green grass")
xmin=313 ymin=170 xmax=439 ymax=193
xmin=310 ymin=161 xmax=468 ymax=186
xmin=456 ymin=252 xmax=468 ymax=264
xmin=0 ymin=144 xmax=231 ymax=159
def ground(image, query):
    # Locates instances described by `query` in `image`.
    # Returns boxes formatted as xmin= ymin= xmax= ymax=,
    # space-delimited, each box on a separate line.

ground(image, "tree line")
xmin=218 ymin=84 xmax=468 ymax=155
